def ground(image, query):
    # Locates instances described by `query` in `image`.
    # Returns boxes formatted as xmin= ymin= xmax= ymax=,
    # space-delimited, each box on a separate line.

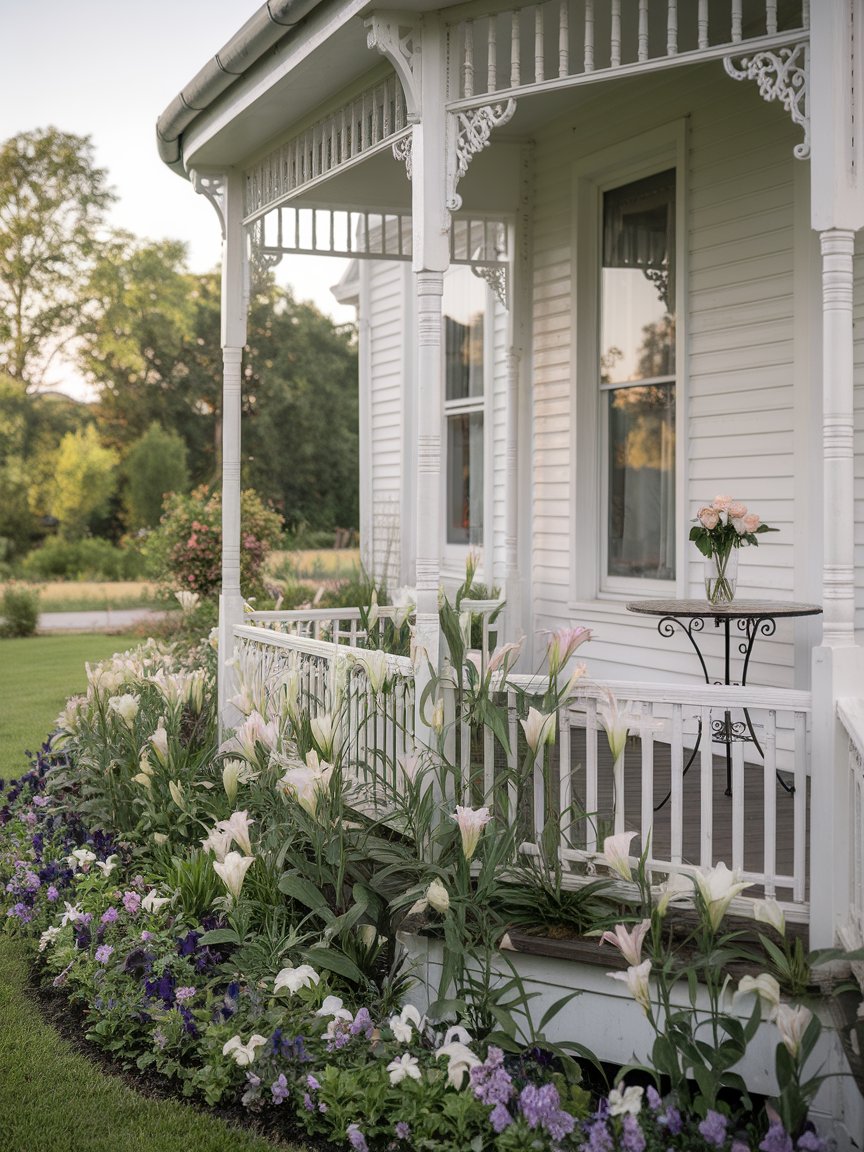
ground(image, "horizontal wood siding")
xmin=491 ymin=299 xmax=509 ymax=589
xmin=855 ymin=236 xmax=864 ymax=635
xmin=530 ymin=64 xmax=803 ymax=687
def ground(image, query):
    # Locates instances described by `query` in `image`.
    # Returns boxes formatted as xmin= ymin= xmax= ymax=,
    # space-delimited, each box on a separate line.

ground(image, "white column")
xmin=819 ymin=229 xmax=856 ymax=647
xmin=409 ymin=17 xmax=450 ymax=740
xmin=217 ymin=170 xmax=249 ymax=728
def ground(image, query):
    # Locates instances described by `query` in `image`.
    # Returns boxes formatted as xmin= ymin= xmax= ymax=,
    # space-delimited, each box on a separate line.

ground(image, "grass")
xmin=2 ymin=580 xmax=163 ymax=613
xmin=266 ymin=548 xmax=360 ymax=583
xmin=0 ymin=633 xmax=296 ymax=1152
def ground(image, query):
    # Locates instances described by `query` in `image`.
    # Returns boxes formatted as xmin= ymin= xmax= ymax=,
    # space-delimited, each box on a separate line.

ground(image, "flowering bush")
xmin=146 ymin=485 xmax=282 ymax=600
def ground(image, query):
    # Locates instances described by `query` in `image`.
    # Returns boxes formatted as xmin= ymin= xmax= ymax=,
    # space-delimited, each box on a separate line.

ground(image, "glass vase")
xmin=704 ymin=548 xmax=738 ymax=604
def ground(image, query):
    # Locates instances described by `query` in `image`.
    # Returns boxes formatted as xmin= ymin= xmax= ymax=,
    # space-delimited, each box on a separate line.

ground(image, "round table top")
xmin=625 ymin=599 xmax=823 ymax=620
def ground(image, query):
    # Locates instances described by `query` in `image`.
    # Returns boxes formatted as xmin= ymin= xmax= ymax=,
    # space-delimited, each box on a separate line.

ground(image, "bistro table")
xmin=625 ymin=599 xmax=822 ymax=803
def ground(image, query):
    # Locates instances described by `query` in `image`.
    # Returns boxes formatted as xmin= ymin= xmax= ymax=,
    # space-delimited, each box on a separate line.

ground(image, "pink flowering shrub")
xmin=148 ymin=485 xmax=282 ymax=600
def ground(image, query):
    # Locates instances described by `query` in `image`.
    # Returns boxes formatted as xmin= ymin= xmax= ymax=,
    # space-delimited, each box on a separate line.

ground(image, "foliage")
xmin=123 ymin=423 xmax=191 ymax=530
xmin=38 ymin=425 xmax=120 ymax=540
xmin=0 ymin=128 xmax=115 ymax=389
xmin=0 ymin=582 xmax=40 ymax=637
xmin=146 ymin=486 xmax=282 ymax=601
xmin=20 ymin=537 xmax=145 ymax=581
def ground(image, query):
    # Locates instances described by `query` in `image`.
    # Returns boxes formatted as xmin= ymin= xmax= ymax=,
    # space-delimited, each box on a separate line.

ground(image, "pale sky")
xmin=0 ymin=0 xmax=353 ymax=394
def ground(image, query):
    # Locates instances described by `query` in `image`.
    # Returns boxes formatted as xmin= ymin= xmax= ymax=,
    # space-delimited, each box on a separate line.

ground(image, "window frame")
xmin=571 ymin=122 xmax=687 ymax=604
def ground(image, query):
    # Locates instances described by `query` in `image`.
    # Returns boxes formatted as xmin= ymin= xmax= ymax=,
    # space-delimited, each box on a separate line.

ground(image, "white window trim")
xmin=571 ymin=120 xmax=688 ymax=605
xmin=441 ymin=272 xmax=494 ymax=583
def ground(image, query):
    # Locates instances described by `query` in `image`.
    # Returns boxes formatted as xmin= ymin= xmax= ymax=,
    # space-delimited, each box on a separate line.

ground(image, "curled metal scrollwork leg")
xmin=658 ymin=616 xmax=708 ymax=682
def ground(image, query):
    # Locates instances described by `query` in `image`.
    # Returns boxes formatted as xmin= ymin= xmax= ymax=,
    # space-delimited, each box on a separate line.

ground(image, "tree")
xmin=0 ymin=128 xmax=115 ymax=390
xmin=42 ymin=424 xmax=119 ymax=540
xmin=122 ymin=423 xmax=190 ymax=530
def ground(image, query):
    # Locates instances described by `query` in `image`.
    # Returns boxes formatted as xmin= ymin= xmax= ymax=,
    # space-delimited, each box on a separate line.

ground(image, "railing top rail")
xmin=838 ymin=697 xmax=864 ymax=762
xmin=234 ymin=623 xmax=415 ymax=676
xmin=508 ymin=675 xmax=813 ymax=713
xmin=246 ymin=599 xmax=504 ymax=623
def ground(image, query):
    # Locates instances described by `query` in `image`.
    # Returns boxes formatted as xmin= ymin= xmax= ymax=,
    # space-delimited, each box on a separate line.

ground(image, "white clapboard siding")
xmin=491 ymin=298 xmax=510 ymax=588
xmin=530 ymin=61 xmax=802 ymax=685
xmin=854 ymin=234 xmax=864 ymax=638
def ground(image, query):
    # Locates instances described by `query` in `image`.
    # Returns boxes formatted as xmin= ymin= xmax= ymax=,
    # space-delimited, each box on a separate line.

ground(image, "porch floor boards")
xmin=556 ymin=731 xmax=808 ymax=902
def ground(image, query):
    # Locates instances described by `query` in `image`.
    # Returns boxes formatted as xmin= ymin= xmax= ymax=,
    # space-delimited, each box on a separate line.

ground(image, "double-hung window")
xmin=599 ymin=168 xmax=677 ymax=587
xmin=443 ymin=266 xmax=485 ymax=550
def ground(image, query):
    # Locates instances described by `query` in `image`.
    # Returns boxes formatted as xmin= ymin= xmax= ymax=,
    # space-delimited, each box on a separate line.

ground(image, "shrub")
xmin=0 ymin=583 xmax=40 ymax=637
xmin=20 ymin=537 xmax=146 ymax=581
xmin=146 ymin=486 xmax=282 ymax=601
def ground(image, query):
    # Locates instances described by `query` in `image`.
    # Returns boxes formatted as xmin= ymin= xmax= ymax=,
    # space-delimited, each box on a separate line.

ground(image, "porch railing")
xmin=838 ymin=699 xmax=864 ymax=954
xmin=231 ymin=617 xmax=812 ymax=920
xmin=447 ymin=0 xmax=809 ymax=103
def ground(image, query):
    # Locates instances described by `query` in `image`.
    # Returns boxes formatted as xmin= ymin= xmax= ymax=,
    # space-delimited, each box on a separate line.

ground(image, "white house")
xmin=158 ymin=3 xmax=864 ymax=1135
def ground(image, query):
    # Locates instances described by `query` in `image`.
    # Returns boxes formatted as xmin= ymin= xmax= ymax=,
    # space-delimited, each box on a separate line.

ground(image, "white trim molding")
xmin=723 ymin=42 xmax=809 ymax=160
xmin=447 ymin=101 xmax=517 ymax=211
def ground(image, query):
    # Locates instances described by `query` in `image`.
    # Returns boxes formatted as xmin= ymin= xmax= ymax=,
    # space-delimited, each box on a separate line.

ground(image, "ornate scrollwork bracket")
xmin=366 ymin=12 xmax=421 ymax=119
xmin=723 ymin=41 xmax=809 ymax=160
xmin=190 ymin=170 xmax=226 ymax=238
xmin=391 ymin=134 xmax=413 ymax=181
xmin=471 ymin=262 xmax=508 ymax=309
xmin=447 ymin=100 xmax=517 ymax=212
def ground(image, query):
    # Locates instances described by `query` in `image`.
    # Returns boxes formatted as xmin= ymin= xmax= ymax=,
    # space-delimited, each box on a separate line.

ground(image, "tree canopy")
xmin=0 ymin=128 xmax=115 ymax=390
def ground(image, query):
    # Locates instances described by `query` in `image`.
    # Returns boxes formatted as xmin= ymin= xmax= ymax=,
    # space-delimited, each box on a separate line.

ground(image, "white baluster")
xmin=484 ymin=712 xmax=494 ymax=798
xmin=793 ymin=710 xmax=807 ymax=903
xmin=699 ymin=705 xmax=714 ymax=868
xmin=585 ymin=698 xmax=598 ymax=853
xmin=638 ymin=0 xmax=648 ymax=62
xmin=697 ymin=0 xmax=708 ymax=49
xmin=766 ymin=0 xmax=777 ymax=36
xmin=762 ymin=710 xmax=777 ymax=898
xmin=803 ymin=0 xmax=809 ymax=29
xmin=511 ymin=10 xmax=521 ymax=87
xmin=507 ymin=692 xmax=518 ymax=825
xmin=464 ymin=21 xmax=475 ymax=98
xmin=667 ymin=0 xmax=677 ymax=57
xmin=553 ymin=0 xmax=569 ymax=77
xmin=640 ymin=702 xmax=655 ymax=871
xmin=560 ymin=707 xmax=572 ymax=852
xmin=533 ymin=744 xmax=545 ymax=842
xmin=731 ymin=740 xmax=745 ymax=871
xmin=534 ymin=5 xmax=545 ymax=82
xmin=611 ymin=0 xmax=621 ymax=67
xmin=732 ymin=0 xmax=742 ymax=43
xmin=670 ymin=704 xmax=683 ymax=864
xmin=488 ymin=16 xmax=498 ymax=92
xmin=582 ymin=0 xmax=592 ymax=73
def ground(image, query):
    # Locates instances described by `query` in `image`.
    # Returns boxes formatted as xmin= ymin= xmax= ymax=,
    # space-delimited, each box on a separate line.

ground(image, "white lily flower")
xmin=387 ymin=1053 xmax=422 ymax=1084
xmin=693 ymin=862 xmax=752 ymax=931
xmin=175 ymin=590 xmax=200 ymax=615
xmin=452 ymin=805 xmax=492 ymax=861
xmin=39 ymin=926 xmax=62 ymax=951
xmin=278 ymin=752 xmax=334 ymax=817
xmin=520 ymin=706 xmax=556 ymax=754
xmin=200 ymin=826 xmax=235 ymax=863
xmin=60 ymin=902 xmax=84 ymax=926
xmin=273 ymin=964 xmax=320 ymax=995
xmin=392 ymin=586 xmax=416 ymax=629
xmin=367 ymin=589 xmax=379 ymax=630
xmin=316 ymin=995 xmax=353 ymax=1021
xmin=222 ymin=1033 xmax=267 ymax=1067
xmin=735 ymin=973 xmax=782 ymax=1015
xmin=212 ymin=851 xmax=255 ymax=901
xmin=310 ymin=712 xmax=338 ymax=759
xmin=168 ymin=780 xmax=185 ymax=809
xmin=753 ymin=897 xmax=786 ymax=936
xmin=654 ymin=872 xmax=694 ymax=916
xmin=108 ymin=693 xmax=140 ymax=728
xmin=215 ymin=810 xmax=255 ymax=856
xmin=430 ymin=699 xmax=445 ymax=735
xmin=602 ymin=832 xmax=637 ymax=882
xmin=355 ymin=648 xmax=389 ymax=695
xmin=67 ymin=848 xmax=97 ymax=871
xmin=94 ymin=854 xmax=119 ymax=877
xmin=546 ymin=626 xmax=592 ymax=676
xmin=599 ymin=920 xmax=651 ymax=967
xmin=487 ymin=639 xmax=523 ymax=677
xmin=148 ymin=723 xmax=170 ymax=768
xmin=426 ymin=878 xmax=450 ymax=913
xmin=607 ymin=960 xmax=652 ymax=1015
xmin=775 ymin=1003 xmax=813 ymax=1059
xmin=435 ymin=1040 xmax=481 ymax=1089
xmin=142 ymin=890 xmax=171 ymax=914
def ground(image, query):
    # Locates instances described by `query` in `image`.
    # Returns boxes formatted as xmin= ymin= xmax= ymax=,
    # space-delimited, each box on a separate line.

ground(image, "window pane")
xmin=601 ymin=169 xmax=675 ymax=385
xmin=447 ymin=412 xmax=483 ymax=545
xmin=444 ymin=268 xmax=485 ymax=401
xmin=607 ymin=383 xmax=675 ymax=579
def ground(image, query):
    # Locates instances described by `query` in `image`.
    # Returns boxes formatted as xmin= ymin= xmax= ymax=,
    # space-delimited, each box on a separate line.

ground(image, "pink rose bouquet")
xmin=689 ymin=496 xmax=777 ymax=603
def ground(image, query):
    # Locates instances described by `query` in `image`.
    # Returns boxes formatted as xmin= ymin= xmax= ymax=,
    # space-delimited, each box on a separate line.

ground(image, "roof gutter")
xmin=156 ymin=0 xmax=327 ymax=176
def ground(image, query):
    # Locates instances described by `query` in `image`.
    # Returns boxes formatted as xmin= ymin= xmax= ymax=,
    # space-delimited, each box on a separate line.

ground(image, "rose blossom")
xmin=712 ymin=495 xmax=732 ymax=510
xmin=697 ymin=506 xmax=720 ymax=530
xmin=728 ymin=501 xmax=748 ymax=519
xmin=743 ymin=512 xmax=761 ymax=532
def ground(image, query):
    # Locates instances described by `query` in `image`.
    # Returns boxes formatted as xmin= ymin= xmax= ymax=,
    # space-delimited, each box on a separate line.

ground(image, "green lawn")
xmin=0 ymin=634 xmax=295 ymax=1152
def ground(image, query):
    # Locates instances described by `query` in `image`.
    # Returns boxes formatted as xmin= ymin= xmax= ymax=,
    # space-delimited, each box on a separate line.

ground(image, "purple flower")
xmin=101 ymin=907 xmax=118 ymax=924
xmin=760 ymin=1125 xmax=794 ymax=1152
xmin=731 ymin=1142 xmax=752 ymax=1152
xmin=302 ymin=1093 xmax=314 ymax=1112
xmin=7 ymin=903 xmax=32 ymax=922
xmin=95 ymin=944 xmax=114 ymax=964
xmin=350 ymin=1007 xmax=374 ymax=1039
xmin=122 ymin=891 xmax=141 ymax=915
xmin=306 ymin=1074 xmax=320 ymax=1091
xmin=796 ymin=1134 xmax=826 ymax=1152
xmin=270 ymin=1073 xmax=289 ymax=1104
xmin=582 ymin=1117 xmax=614 ymax=1152
xmin=395 ymin=1122 xmax=410 ymax=1141
xmin=174 ymin=986 xmax=196 ymax=1003
xmin=470 ymin=1046 xmax=513 ymax=1106
xmin=346 ymin=1124 xmax=368 ymax=1152
xmin=518 ymin=1084 xmax=575 ymax=1142
xmin=489 ymin=1104 xmax=513 ymax=1133
xmin=621 ymin=1115 xmax=646 ymax=1152
xmin=645 ymin=1086 xmax=662 ymax=1111
xmin=660 ymin=1105 xmax=682 ymax=1136
xmin=699 ymin=1110 xmax=729 ymax=1148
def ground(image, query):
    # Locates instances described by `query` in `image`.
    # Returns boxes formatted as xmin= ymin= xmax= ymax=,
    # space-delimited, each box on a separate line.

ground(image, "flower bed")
xmin=0 ymin=603 xmax=859 ymax=1150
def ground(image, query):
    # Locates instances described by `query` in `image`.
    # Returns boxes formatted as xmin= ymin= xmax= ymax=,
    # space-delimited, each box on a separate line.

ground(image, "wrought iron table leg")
xmin=654 ymin=718 xmax=703 ymax=811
